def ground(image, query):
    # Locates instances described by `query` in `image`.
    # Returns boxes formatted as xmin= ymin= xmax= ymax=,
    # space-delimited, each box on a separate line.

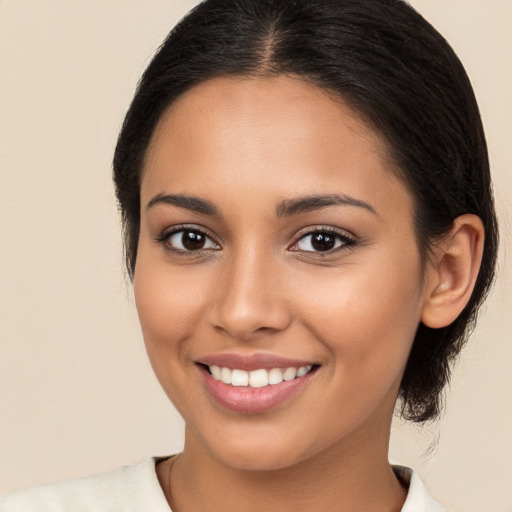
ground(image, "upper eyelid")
xmin=158 ymin=224 xmax=221 ymax=246
xmin=287 ymin=227 xmax=357 ymax=256
xmin=162 ymin=224 xmax=216 ymax=238
xmin=292 ymin=225 xmax=355 ymax=241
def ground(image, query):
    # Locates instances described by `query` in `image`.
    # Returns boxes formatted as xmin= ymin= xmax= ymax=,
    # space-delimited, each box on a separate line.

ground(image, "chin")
xmin=191 ymin=423 xmax=331 ymax=473
xmin=214 ymin=445 xmax=305 ymax=472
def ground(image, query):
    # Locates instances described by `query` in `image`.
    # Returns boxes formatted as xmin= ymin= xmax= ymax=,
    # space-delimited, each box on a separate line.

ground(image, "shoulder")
xmin=393 ymin=464 xmax=452 ymax=512
xmin=0 ymin=457 xmax=172 ymax=512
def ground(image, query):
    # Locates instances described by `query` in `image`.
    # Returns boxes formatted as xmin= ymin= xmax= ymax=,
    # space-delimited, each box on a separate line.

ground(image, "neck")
xmin=158 ymin=424 xmax=406 ymax=512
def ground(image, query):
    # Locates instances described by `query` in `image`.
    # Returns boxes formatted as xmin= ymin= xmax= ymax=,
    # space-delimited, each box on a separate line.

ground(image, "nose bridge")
xmin=209 ymin=242 xmax=291 ymax=340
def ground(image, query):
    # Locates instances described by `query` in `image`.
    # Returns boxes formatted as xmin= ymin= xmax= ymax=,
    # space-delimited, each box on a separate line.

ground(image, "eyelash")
xmin=155 ymin=225 xmax=220 ymax=256
xmin=290 ymin=227 xmax=356 ymax=254
xmin=155 ymin=225 xmax=356 ymax=256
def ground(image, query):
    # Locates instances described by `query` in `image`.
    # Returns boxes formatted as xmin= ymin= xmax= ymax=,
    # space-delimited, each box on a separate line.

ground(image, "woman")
xmin=1 ymin=0 xmax=498 ymax=510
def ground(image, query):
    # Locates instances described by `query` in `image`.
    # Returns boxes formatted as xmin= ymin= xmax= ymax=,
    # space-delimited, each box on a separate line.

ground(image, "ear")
xmin=421 ymin=214 xmax=485 ymax=329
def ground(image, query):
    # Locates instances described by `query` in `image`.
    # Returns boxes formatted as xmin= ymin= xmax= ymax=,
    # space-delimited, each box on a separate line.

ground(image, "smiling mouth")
xmin=202 ymin=364 xmax=316 ymax=388
xmin=197 ymin=359 xmax=319 ymax=414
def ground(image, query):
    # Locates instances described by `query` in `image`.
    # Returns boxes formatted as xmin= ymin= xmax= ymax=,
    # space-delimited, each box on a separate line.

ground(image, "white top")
xmin=0 ymin=458 xmax=449 ymax=511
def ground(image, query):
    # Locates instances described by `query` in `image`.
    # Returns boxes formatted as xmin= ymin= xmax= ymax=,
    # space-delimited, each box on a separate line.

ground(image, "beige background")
xmin=0 ymin=1 xmax=511 ymax=510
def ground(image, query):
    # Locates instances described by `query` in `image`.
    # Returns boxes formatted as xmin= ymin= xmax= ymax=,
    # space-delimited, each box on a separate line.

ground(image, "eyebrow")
xmin=146 ymin=192 xmax=376 ymax=218
xmin=276 ymin=194 xmax=377 ymax=217
xmin=146 ymin=193 xmax=220 ymax=216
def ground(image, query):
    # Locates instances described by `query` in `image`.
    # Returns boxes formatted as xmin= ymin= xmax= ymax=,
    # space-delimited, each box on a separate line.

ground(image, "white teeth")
xmin=249 ymin=369 xmax=268 ymax=388
xmin=210 ymin=365 xmax=221 ymax=380
xmin=208 ymin=364 xmax=313 ymax=387
xmin=268 ymin=368 xmax=284 ymax=385
xmin=297 ymin=365 xmax=310 ymax=377
xmin=231 ymin=369 xmax=249 ymax=387
xmin=283 ymin=367 xmax=297 ymax=381
xmin=220 ymin=367 xmax=232 ymax=384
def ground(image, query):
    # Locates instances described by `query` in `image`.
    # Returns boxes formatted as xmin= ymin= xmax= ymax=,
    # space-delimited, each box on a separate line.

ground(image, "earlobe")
xmin=421 ymin=214 xmax=485 ymax=329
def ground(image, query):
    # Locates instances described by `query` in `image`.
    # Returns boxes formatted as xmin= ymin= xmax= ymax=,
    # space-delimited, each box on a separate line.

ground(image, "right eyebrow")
xmin=146 ymin=193 xmax=221 ymax=217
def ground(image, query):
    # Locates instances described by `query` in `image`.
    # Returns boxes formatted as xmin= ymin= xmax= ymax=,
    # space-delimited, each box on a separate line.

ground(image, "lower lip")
xmin=200 ymin=366 xmax=315 ymax=414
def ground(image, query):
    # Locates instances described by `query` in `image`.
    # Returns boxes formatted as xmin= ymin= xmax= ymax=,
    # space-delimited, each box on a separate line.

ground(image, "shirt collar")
xmin=392 ymin=464 xmax=449 ymax=512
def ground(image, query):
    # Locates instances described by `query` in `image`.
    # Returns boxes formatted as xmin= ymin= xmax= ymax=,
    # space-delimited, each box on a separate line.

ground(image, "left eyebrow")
xmin=276 ymin=194 xmax=377 ymax=217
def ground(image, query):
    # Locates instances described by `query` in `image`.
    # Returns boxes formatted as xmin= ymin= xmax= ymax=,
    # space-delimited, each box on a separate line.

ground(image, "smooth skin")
xmin=134 ymin=75 xmax=484 ymax=512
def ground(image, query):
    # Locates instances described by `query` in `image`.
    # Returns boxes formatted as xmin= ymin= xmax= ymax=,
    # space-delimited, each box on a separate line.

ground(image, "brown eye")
xmin=182 ymin=231 xmax=205 ymax=250
xmin=310 ymin=232 xmax=336 ymax=251
xmin=167 ymin=229 xmax=219 ymax=252
xmin=294 ymin=230 xmax=354 ymax=253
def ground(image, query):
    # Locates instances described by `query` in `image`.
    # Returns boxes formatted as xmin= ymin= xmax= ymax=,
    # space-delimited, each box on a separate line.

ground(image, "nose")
xmin=208 ymin=250 xmax=292 ymax=341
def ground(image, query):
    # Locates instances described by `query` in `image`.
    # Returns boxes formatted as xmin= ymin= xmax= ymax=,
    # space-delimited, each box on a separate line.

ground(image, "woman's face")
xmin=135 ymin=75 xmax=431 ymax=470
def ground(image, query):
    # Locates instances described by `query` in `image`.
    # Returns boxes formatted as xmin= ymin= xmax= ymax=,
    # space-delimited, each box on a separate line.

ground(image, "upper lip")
xmin=196 ymin=353 xmax=317 ymax=371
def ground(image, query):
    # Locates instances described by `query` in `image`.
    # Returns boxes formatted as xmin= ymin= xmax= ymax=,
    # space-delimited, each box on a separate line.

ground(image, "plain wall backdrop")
xmin=1 ymin=1 xmax=511 ymax=511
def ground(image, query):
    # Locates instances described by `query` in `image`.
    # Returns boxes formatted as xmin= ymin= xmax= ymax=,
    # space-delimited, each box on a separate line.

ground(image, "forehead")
xmin=148 ymin=74 xmax=385 ymax=163
xmin=142 ymin=75 xmax=412 ymax=218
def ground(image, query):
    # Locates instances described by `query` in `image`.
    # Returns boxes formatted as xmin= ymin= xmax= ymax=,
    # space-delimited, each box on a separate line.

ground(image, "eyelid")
xmin=288 ymin=225 xmax=356 ymax=252
xmin=155 ymin=224 xmax=221 ymax=252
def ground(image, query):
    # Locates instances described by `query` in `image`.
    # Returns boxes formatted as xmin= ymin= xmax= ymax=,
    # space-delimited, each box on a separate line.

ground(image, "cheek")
xmin=133 ymin=254 xmax=217 ymax=421
xmin=291 ymin=255 xmax=424 ymax=378
xmin=133 ymin=252 xmax=208 ymax=370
